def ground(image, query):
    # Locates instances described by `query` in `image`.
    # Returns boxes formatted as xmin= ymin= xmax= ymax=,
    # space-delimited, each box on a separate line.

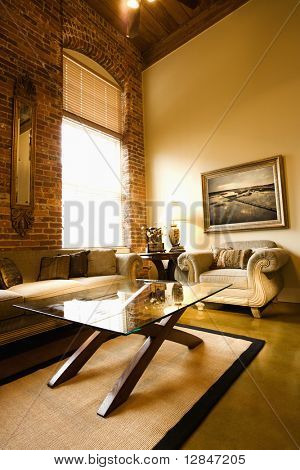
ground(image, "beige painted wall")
xmin=143 ymin=0 xmax=300 ymax=301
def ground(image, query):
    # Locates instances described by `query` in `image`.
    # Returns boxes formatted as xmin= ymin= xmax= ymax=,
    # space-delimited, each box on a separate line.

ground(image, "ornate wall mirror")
xmin=11 ymin=75 xmax=36 ymax=236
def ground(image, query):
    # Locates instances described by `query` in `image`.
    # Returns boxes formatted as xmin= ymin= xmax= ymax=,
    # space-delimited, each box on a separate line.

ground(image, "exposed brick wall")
xmin=0 ymin=0 xmax=146 ymax=252
xmin=0 ymin=0 xmax=62 ymax=249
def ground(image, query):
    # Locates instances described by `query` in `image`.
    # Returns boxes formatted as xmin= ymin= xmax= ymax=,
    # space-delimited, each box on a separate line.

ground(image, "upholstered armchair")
xmin=175 ymin=240 xmax=290 ymax=318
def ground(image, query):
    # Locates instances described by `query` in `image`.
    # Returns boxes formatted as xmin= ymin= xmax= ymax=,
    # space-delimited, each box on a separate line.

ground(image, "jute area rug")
xmin=0 ymin=325 xmax=264 ymax=450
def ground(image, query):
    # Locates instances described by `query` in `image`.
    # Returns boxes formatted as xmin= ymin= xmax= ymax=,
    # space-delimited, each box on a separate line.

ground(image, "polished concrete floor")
xmin=180 ymin=303 xmax=300 ymax=450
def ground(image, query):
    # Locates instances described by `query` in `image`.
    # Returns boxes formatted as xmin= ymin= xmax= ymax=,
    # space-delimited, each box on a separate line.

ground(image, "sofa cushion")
xmin=200 ymin=269 xmax=248 ymax=290
xmin=71 ymin=275 xmax=127 ymax=289
xmin=69 ymin=250 xmax=90 ymax=278
xmin=0 ymin=290 xmax=24 ymax=320
xmin=0 ymin=258 xmax=23 ymax=289
xmin=69 ymin=275 xmax=127 ymax=301
xmin=87 ymin=249 xmax=117 ymax=277
xmin=38 ymin=255 xmax=70 ymax=281
xmin=9 ymin=279 xmax=82 ymax=301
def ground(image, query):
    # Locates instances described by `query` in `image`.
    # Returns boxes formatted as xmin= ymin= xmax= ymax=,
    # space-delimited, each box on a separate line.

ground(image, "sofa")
xmin=175 ymin=240 xmax=290 ymax=318
xmin=0 ymin=249 xmax=142 ymax=346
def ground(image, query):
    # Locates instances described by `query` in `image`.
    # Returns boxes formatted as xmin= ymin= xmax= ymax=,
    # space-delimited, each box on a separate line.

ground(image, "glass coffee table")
xmin=15 ymin=280 xmax=230 ymax=417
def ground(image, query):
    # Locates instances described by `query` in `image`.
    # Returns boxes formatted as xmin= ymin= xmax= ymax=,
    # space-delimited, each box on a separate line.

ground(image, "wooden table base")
xmin=48 ymin=330 xmax=119 ymax=388
xmin=47 ymin=308 xmax=202 ymax=417
xmin=140 ymin=252 xmax=184 ymax=281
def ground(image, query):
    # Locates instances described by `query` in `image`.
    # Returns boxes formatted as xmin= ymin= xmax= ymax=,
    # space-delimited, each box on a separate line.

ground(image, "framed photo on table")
xmin=201 ymin=155 xmax=288 ymax=233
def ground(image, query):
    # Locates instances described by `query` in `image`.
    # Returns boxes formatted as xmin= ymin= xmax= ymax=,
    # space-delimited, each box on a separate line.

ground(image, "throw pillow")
xmin=38 ymin=255 xmax=70 ymax=281
xmin=87 ymin=249 xmax=117 ymax=277
xmin=69 ymin=250 xmax=90 ymax=278
xmin=0 ymin=258 xmax=23 ymax=289
xmin=211 ymin=248 xmax=223 ymax=268
xmin=212 ymin=248 xmax=252 ymax=269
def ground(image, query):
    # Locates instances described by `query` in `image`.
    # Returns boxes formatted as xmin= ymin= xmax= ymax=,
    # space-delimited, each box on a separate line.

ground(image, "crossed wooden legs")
xmin=48 ymin=330 xmax=118 ymax=388
xmin=48 ymin=308 xmax=202 ymax=417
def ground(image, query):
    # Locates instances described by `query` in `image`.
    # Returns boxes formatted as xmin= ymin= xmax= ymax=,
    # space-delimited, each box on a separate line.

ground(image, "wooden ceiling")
xmin=84 ymin=0 xmax=249 ymax=67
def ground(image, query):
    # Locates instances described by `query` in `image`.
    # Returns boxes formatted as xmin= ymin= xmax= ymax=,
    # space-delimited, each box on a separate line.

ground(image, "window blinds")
xmin=63 ymin=55 xmax=122 ymax=137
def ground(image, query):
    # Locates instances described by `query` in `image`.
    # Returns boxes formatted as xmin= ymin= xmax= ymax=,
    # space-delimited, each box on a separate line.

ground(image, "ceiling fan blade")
xmin=177 ymin=0 xmax=199 ymax=9
xmin=126 ymin=8 xmax=140 ymax=38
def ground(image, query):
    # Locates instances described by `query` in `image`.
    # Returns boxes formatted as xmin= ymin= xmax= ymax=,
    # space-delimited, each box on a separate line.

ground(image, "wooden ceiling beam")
xmin=142 ymin=0 xmax=250 ymax=68
xmin=84 ymin=0 xmax=251 ymax=69
xmin=177 ymin=0 xmax=200 ymax=10
xmin=143 ymin=1 xmax=179 ymax=35
xmin=136 ymin=20 xmax=161 ymax=45
xmin=139 ymin=3 xmax=169 ymax=38
xmin=162 ymin=0 xmax=191 ymax=24
xmin=177 ymin=1 xmax=199 ymax=18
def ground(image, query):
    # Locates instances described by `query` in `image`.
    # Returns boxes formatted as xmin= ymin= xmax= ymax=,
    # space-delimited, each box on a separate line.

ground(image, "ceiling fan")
xmin=126 ymin=0 xmax=200 ymax=38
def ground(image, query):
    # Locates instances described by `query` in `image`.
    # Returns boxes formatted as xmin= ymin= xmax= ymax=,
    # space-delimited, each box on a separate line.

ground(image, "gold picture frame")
xmin=201 ymin=156 xmax=288 ymax=233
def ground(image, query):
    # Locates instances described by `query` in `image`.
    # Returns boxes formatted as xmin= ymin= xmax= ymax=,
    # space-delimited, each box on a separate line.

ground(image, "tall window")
xmin=62 ymin=54 xmax=123 ymax=248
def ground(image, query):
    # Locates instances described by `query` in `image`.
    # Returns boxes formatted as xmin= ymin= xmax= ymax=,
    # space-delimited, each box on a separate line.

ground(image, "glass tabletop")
xmin=14 ymin=281 xmax=231 ymax=335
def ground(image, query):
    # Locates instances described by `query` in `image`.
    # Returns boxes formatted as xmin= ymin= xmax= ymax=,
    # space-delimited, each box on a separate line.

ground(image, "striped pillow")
xmin=0 ymin=258 xmax=23 ymax=289
xmin=38 ymin=255 xmax=70 ymax=281
xmin=212 ymin=248 xmax=252 ymax=270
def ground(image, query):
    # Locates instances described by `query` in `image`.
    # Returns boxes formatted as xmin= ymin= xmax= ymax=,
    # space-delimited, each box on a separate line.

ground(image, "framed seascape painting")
xmin=201 ymin=156 xmax=288 ymax=233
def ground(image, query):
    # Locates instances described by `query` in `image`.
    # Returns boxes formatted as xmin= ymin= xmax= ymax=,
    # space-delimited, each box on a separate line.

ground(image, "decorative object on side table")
xmin=143 ymin=226 xmax=165 ymax=253
xmin=168 ymin=201 xmax=185 ymax=252
xmin=168 ymin=223 xmax=185 ymax=252
xmin=201 ymin=155 xmax=288 ymax=233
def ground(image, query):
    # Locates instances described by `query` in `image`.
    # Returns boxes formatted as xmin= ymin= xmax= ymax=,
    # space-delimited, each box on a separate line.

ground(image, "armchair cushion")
xmin=200 ymin=269 xmax=248 ymax=290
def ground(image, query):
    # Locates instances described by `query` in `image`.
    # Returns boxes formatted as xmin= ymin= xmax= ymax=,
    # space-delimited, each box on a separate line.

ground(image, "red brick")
xmin=0 ymin=0 xmax=146 ymax=252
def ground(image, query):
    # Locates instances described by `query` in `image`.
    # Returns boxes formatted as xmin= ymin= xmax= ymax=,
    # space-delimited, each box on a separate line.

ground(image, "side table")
xmin=139 ymin=251 xmax=184 ymax=281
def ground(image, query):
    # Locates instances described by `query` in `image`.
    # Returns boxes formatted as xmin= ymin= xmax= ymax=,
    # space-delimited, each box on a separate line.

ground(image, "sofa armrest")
xmin=0 ymin=290 xmax=24 ymax=321
xmin=116 ymin=253 xmax=143 ymax=284
xmin=177 ymin=251 xmax=214 ymax=283
xmin=247 ymin=248 xmax=289 ymax=275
